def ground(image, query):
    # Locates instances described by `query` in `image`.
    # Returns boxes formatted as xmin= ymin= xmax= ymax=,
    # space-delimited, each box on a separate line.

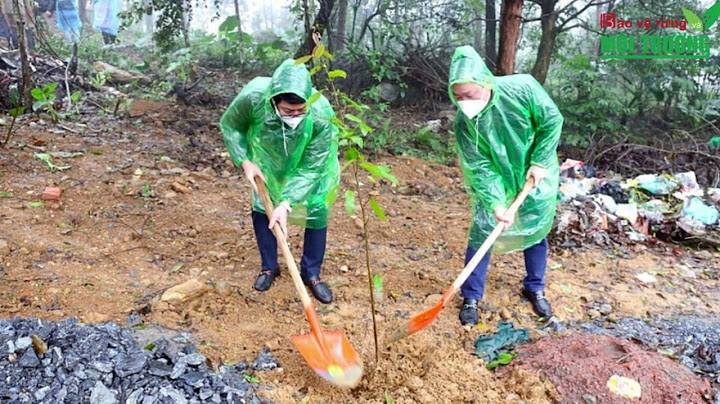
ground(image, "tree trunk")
xmin=334 ymin=0 xmax=348 ymax=53
xmin=485 ymin=0 xmax=497 ymax=69
xmin=180 ymin=2 xmax=189 ymax=47
xmin=144 ymin=0 xmax=153 ymax=34
xmin=495 ymin=0 xmax=523 ymax=76
xmin=294 ymin=0 xmax=336 ymax=58
xmin=473 ymin=17 xmax=483 ymax=51
xmin=234 ymin=0 xmax=243 ymax=64
xmin=302 ymin=0 xmax=311 ymax=35
xmin=530 ymin=0 xmax=557 ymax=85
xmin=12 ymin=0 xmax=31 ymax=108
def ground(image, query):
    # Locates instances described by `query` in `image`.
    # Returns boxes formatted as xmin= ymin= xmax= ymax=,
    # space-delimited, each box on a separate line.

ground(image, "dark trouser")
xmin=251 ymin=210 xmax=327 ymax=280
xmin=460 ymin=238 xmax=548 ymax=300
xmin=102 ymin=32 xmax=116 ymax=45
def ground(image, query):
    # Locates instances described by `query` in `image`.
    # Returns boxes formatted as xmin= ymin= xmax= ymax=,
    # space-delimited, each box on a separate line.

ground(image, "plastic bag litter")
xmin=607 ymin=375 xmax=642 ymax=399
xmin=682 ymin=197 xmax=719 ymax=226
xmin=674 ymin=171 xmax=699 ymax=191
xmin=594 ymin=180 xmax=629 ymax=204
xmin=594 ymin=193 xmax=617 ymax=214
xmin=474 ymin=321 xmax=530 ymax=363
xmin=634 ymin=174 xmax=679 ymax=196
xmin=708 ymin=188 xmax=720 ymax=204
xmin=615 ymin=203 xmax=638 ymax=223
xmin=559 ymin=178 xmax=595 ymax=202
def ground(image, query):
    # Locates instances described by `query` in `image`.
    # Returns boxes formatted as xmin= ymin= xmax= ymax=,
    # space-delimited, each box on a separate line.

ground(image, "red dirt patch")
xmin=511 ymin=333 xmax=714 ymax=403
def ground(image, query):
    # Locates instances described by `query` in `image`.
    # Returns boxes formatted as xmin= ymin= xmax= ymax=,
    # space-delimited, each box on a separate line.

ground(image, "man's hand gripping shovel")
xmin=254 ymin=176 xmax=363 ymax=387
xmin=388 ymin=180 xmax=536 ymax=343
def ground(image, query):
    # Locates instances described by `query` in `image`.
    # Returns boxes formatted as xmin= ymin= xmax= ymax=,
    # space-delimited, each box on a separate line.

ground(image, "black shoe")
xmin=459 ymin=299 xmax=479 ymax=326
xmin=522 ymin=289 xmax=553 ymax=318
xmin=303 ymin=275 xmax=333 ymax=304
xmin=253 ymin=269 xmax=279 ymax=292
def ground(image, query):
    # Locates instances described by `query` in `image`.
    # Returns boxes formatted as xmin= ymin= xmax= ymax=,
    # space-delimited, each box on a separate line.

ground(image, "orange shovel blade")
xmin=291 ymin=330 xmax=364 ymax=388
xmin=388 ymin=285 xmax=456 ymax=343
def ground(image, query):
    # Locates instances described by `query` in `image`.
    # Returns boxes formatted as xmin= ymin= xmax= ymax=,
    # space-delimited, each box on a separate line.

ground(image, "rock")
xmin=164 ymin=191 xmax=178 ymax=199
xmin=0 ymin=239 xmax=11 ymax=256
xmin=15 ymin=336 xmax=32 ymax=351
xmin=587 ymin=309 xmax=601 ymax=320
xmin=160 ymin=386 xmax=188 ymax=404
xmin=126 ymin=314 xmax=143 ymax=327
xmin=41 ymin=187 xmax=62 ymax=200
xmin=598 ymin=304 xmax=612 ymax=315
xmin=499 ymin=308 xmax=512 ymax=321
xmin=31 ymin=335 xmax=48 ymax=354
xmin=161 ymin=279 xmax=210 ymax=304
xmin=171 ymin=361 xmax=188 ymax=379
xmin=180 ymin=353 xmax=206 ymax=366
xmin=340 ymin=265 xmax=349 ymax=273
xmin=34 ymin=386 xmax=51 ymax=401
xmin=171 ymin=182 xmax=191 ymax=194
xmin=582 ymin=394 xmax=597 ymax=404
xmin=91 ymin=361 xmax=114 ymax=373
xmin=252 ymin=347 xmax=279 ymax=371
xmin=19 ymin=348 xmax=40 ymax=367
xmin=424 ymin=294 xmax=443 ymax=305
xmin=181 ymin=371 xmax=205 ymax=388
xmin=90 ymin=381 xmax=117 ymax=404
xmin=114 ymin=353 xmax=148 ymax=377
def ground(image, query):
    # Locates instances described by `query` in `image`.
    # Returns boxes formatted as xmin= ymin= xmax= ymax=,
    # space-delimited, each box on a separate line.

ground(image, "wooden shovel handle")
xmin=254 ymin=177 xmax=314 ymax=310
xmin=450 ymin=179 xmax=536 ymax=293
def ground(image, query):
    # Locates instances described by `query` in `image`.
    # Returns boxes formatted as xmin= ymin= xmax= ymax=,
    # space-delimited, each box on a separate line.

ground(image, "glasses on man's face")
xmin=277 ymin=105 xmax=306 ymax=117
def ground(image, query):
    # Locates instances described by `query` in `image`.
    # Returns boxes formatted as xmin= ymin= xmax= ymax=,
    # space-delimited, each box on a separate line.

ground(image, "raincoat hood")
xmin=448 ymin=46 xmax=497 ymax=108
xmin=267 ymin=59 xmax=313 ymax=104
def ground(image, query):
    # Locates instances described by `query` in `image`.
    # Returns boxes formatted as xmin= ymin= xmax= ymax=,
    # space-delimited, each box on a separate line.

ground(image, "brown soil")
xmin=1 ymin=102 xmax=719 ymax=403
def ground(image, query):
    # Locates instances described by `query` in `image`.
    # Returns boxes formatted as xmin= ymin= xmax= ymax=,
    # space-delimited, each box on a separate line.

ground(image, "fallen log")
xmin=93 ymin=61 xmax=151 ymax=85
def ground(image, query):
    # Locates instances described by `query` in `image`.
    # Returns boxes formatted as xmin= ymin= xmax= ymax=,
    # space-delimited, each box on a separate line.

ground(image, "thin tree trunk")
xmin=233 ymin=0 xmax=243 ymax=64
xmin=303 ymin=0 xmax=311 ymax=34
xmin=485 ymin=0 xmax=497 ymax=69
xmin=294 ymin=0 xmax=336 ymax=58
xmin=530 ymin=0 xmax=557 ymax=85
xmin=495 ymin=0 xmax=523 ymax=75
xmin=181 ymin=2 xmax=189 ymax=47
xmin=334 ymin=0 xmax=347 ymax=53
xmin=12 ymin=0 xmax=31 ymax=109
xmin=473 ymin=17 xmax=483 ymax=51
xmin=144 ymin=0 xmax=153 ymax=34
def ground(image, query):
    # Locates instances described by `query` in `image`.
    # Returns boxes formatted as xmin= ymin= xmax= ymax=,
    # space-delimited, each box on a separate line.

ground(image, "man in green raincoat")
xmin=448 ymin=46 xmax=562 ymax=325
xmin=220 ymin=59 xmax=340 ymax=304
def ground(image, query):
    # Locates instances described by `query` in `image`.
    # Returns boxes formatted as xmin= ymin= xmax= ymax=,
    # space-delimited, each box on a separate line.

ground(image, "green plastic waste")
xmin=709 ymin=136 xmax=720 ymax=148
xmin=220 ymin=59 xmax=340 ymax=229
xmin=448 ymin=46 xmax=563 ymax=253
xmin=474 ymin=321 xmax=530 ymax=363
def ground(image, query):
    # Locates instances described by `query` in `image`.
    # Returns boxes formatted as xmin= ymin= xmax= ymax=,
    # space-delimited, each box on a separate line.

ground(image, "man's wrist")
xmin=279 ymin=201 xmax=292 ymax=213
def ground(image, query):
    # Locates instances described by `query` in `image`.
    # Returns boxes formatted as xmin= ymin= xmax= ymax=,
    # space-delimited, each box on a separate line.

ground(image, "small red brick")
xmin=41 ymin=187 xmax=62 ymax=201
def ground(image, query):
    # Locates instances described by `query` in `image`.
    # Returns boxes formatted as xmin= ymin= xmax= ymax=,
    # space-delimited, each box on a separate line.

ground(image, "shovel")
xmin=254 ymin=176 xmax=363 ymax=388
xmin=388 ymin=179 xmax=535 ymax=343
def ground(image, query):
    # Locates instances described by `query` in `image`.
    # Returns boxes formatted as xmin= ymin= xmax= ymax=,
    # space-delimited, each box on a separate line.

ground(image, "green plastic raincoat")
xmin=448 ymin=46 xmax=563 ymax=254
xmin=220 ymin=59 xmax=340 ymax=229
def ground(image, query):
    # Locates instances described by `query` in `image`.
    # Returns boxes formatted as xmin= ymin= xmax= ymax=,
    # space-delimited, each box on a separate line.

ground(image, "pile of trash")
xmin=551 ymin=159 xmax=720 ymax=248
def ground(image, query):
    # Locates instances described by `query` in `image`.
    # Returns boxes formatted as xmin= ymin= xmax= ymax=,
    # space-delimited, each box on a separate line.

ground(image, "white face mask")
xmin=275 ymin=107 xmax=305 ymax=130
xmin=458 ymin=99 xmax=489 ymax=119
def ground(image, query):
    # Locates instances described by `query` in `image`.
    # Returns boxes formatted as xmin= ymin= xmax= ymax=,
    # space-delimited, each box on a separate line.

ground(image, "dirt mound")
xmin=511 ymin=333 xmax=715 ymax=403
